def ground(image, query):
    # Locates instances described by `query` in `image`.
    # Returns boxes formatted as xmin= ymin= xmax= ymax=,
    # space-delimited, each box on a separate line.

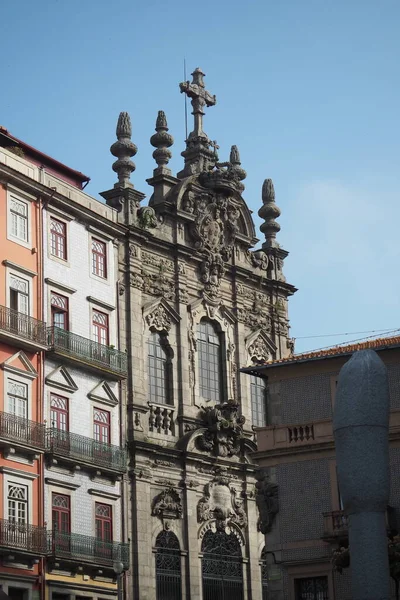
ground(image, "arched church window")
xmin=261 ymin=547 xmax=269 ymax=600
xmin=155 ymin=530 xmax=182 ymax=600
xmin=201 ymin=530 xmax=243 ymax=600
xmin=250 ymin=375 xmax=268 ymax=427
xmin=148 ymin=332 xmax=172 ymax=404
xmin=197 ymin=320 xmax=222 ymax=402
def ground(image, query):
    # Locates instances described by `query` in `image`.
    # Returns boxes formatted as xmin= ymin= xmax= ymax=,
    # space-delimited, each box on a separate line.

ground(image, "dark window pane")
xmin=148 ymin=332 xmax=170 ymax=404
xmin=197 ymin=320 xmax=222 ymax=402
xmin=250 ymin=376 xmax=268 ymax=427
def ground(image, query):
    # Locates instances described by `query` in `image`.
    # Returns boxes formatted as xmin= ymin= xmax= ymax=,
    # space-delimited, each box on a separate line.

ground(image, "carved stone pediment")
xmin=197 ymin=467 xmax=247 ymax=530
xmin=255 ymin=470 xmax=279 ymax=534
xmin=152 ymin=487 xmax=183 ymax=520
xmin=246 ymin=330 xmax=276 ymax=364
xmin=143 ymin=298 xmax=181 ymax=332
xmin=196 ymin=400 xmax=245 ymax=458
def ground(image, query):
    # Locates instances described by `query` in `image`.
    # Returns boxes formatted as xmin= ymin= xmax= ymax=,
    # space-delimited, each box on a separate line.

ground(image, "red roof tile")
xmin=244 ymin=334 xmax=400 ymax=371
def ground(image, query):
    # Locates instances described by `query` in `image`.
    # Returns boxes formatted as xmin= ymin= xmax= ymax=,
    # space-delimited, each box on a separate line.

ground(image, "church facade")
xmin=101 ymin=68 xmax=297 ymax=600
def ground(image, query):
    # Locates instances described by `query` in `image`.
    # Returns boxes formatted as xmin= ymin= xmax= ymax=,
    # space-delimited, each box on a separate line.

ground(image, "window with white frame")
xmin=92 ymin=239 xmax=107 ymax=279
xmin=7 ymin=379 xmax=28 ymax=419
xmin=9 ymin=195 xmax=28 ymax=243
xmin=8 ymin=483 xmax=28 ymax=524
xmin=50 ymin=217 xmax=67 ymax=260
xmin=9 ymin=274 xmax=29 ymax=315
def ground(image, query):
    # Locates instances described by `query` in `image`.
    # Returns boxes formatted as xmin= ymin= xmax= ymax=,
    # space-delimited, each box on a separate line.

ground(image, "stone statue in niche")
xmin=197 ymin=467 xmax=247 ymax=530
xmin=197 ymin=399 xmax=245 ymax=458
xmin=152 ymin=487 xmax=183 ymax=520
xmin=255 ymin=470 xmax=279 ymax=534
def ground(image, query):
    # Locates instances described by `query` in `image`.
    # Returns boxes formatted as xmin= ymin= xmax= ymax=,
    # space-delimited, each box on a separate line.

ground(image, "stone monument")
xmin=333 ymin=349 xmax=390 ymax=600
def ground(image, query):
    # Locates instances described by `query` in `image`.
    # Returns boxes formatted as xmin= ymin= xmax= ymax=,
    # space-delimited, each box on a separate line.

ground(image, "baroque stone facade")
xmin=102 ymin=69 xmax=297 ymax=600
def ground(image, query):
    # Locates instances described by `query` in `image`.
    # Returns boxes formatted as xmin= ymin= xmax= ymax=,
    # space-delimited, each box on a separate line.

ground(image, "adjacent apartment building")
xmin=0 ymin=128 xmax=128 ymax=600
xmin=0 ymin=129 xmax=47 ymax=600
xmin=244 ymin=336 xmax=400 ymax=600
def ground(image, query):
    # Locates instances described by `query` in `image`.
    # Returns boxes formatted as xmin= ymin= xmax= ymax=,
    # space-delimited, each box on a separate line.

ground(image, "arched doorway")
xmin=155 ymin=530 xmax=182 ymax=600
xmin=201 ymin=529 xmax=244 ymax=600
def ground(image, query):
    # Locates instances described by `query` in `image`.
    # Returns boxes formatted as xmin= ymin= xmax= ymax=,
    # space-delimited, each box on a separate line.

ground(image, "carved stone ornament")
xmin=255 ymin=470 xmax=279 ymax=534
xmin=197 ymin=467 xmax=247 ymax=531
xmin=246 ymin=249 xmax=269 ymax=271
xmin=146 ymin=305 xmax=171 ymax=332
xmin=183 ymin=190 xmax=240 ymax=300
xmin=152 ymin=487 xmax=183 ymax=520
xmin=131 ymin=269 xmax=175 ymax=300
xmin=197 ymin=399 xmax=245 ymax=458
xmin=248 ymin=335 xmax=270 ymax=363
xmin=137 ymin=206 xmax=157 ymax=229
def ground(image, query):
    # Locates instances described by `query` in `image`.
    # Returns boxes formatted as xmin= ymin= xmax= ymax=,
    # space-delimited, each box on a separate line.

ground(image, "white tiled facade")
xmin=42 ymin=184 xmax=126 ymax=580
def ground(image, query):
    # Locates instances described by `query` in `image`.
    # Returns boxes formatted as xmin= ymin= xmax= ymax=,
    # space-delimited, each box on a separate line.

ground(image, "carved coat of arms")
xmin=197 ymin=468 xmax=247 ymax=530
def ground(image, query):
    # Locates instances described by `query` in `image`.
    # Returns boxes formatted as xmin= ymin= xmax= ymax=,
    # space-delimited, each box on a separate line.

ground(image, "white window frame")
xmin=90 ymin=237 xmax=109 ymax=281
xmin=88 ymin=227 xmax=113 ymax=287
xmin=4 ymin=371 xmax=33 ymax=420
xmin=6 ymin=268 xmax=33 ymax=317
xmin=6 ymin=187 xmax=33 ymax=249
xmin=3 ymin=472 xmax=33 ymax=526
xmin=47 ymin=209 xmax=72 ymax=267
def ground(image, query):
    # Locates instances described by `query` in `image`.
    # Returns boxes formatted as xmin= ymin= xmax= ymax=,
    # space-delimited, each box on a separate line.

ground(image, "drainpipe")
xmin=36 ymin=193 xmax=46 ymax=600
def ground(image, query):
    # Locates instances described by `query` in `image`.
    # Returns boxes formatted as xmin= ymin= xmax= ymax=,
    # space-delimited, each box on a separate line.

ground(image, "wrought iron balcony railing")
xmin=0 ymin=305 xmax=47 ymax=346
xmin=47 ymin=327 xmax=127 ymax=377
xmin=46 ymin=428 xmax=127 ymax=474
xmin=0 ymin=411 xmax=45 ymax=450
xmin=0 ymin=518 xmax=48 ymax=555
xmin=50 ymin=530 xmax=129 ymax=569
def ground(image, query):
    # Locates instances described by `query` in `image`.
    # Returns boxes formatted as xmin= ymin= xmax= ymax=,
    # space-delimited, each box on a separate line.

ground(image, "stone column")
xmin=130 ymin=468 xmax=155 ymax=600
xmin=184 ymin=481 xmax=203 ymax=600
xmin=246 ymin=489 xmax=262 ymax=600
xmin=333 ymin=349 xmax=390 ymax=600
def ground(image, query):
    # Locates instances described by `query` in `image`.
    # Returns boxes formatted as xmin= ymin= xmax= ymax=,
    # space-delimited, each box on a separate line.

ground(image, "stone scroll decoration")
xmin=152 ymin=487 xmax=183 ymax=520
xmin=197 ymin=467 xmax=247 ymax=531
xmin=255 ymin=470 xmax=279 ymax=534
xmin=196 ymin=399 xmax=245 ymax=458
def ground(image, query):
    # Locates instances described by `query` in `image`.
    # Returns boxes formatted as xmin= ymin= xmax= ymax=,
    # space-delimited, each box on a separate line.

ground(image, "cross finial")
xmin=180 ymin=68 xmax=216 ymax=139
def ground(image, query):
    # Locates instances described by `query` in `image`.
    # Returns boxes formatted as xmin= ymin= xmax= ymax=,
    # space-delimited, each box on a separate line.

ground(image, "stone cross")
xmin=180 ymin=68 xmax=216 ymax=138
xmin=334 ymin=349 xmax=390 ymax=600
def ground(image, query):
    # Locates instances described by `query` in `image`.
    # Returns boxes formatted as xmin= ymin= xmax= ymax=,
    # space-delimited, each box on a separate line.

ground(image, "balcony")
xmin=322 ymin=510 xmax=349 ymax=542
xmin=0 ymin=305 xmax=47 ymax=351
xmin=0 ymin=519 xmax=48 ymax=556
xmin=0 ymin=411 xmax=45 ymax=455
xmin=322 ymin=508 xmax=396 ymax=542
xmin=46 ymin=428 xmax=127 ymax=476
xmin=47 ymin=327 xmax=127 ymax=379
xmin=49 ymin=531 xmax=129 ymax=570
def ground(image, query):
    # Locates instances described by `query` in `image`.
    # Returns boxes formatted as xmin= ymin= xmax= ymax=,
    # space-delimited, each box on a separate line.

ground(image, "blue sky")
xmin=1 ymin=0 xmax=399 ymax=353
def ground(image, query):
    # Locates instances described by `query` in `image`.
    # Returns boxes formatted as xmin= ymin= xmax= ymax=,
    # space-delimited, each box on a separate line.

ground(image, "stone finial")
xmin=259 ymin=179 xmax=281 ymax=249
xmin=229 ymin=145 xmax=246 ymax=182
xmin=150 ymin=111 xmax=173 ymax=173
xmin=110 ymin=112 xmax=137 ymax=189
